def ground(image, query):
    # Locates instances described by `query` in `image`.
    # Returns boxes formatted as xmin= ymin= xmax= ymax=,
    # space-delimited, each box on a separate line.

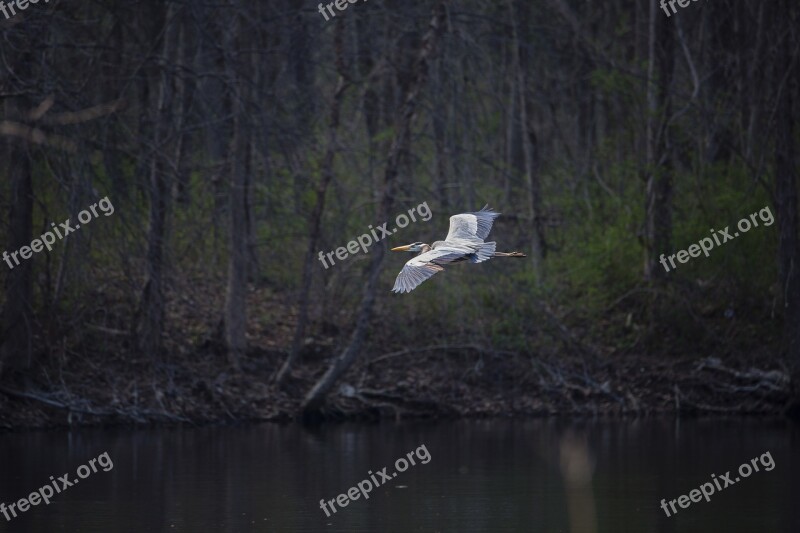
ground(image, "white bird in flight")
xmin=390 ymin=205 xmax=525 ymax=293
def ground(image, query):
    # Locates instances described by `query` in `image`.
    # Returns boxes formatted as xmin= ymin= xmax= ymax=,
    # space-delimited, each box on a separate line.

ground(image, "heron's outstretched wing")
xmin=391 ymin=248 xmax=465 ymax=293
xmin=445 ymin=205 xmax=500 ymax=243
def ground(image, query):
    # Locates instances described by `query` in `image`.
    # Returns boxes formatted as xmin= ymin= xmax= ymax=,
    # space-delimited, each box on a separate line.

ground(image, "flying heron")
xmin=390 ymin=205 xmax=525 ymax=293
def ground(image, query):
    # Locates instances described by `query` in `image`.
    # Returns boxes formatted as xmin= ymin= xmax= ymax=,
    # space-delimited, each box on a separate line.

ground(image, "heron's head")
xmin=391 ymin=242 xmax=429 ymax=253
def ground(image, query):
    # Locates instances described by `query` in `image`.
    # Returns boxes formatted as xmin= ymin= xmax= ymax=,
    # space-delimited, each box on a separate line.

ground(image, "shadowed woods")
xmin=0 ymin=0 xmax=798 ymax=428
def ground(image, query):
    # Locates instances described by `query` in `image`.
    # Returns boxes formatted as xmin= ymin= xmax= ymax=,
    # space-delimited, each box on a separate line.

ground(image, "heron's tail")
xmin=493 ymin=251 xmax=526 ymax=258
xmin=471 ymin=241 xmax=496 ymax=263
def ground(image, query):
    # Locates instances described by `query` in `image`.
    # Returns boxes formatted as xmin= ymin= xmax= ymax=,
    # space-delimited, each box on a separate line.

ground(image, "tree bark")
xmin=512 ymin=0 xmax=546 ymax=282
xmin=224 ymin=116 xmax=250 ymax=368
xmin=0 ymin=138 xmax=34 ymax=377
xmin=643 ymin=0 xmax=674 ymax=281
xmin=223 ymin=2 xmax=253 ymax=368
xmin=173 ymin=13 xmax=196 ymax=207
xmin=773 ymin=0 xmax=800 ymax=412
xmin=136 ymin=3 xmax=176 ymax=359
xmin=433 ymin=58 xmax=451 ymax=211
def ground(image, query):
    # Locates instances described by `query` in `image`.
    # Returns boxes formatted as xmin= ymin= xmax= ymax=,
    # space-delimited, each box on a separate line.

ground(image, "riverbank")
xmin=0 ymin=279 xmax=794 ymax=431
xmin=0 ymin=342 xmax=791 ymax=431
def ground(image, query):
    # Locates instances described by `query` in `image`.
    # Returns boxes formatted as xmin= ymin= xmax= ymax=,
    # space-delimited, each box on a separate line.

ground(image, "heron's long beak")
xmin=391 ymin=244 xmax=412 ymax=252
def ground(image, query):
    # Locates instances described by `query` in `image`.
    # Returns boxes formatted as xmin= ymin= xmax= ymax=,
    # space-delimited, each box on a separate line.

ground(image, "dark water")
xmin=0 ymin=419 xmax=797 ymax=532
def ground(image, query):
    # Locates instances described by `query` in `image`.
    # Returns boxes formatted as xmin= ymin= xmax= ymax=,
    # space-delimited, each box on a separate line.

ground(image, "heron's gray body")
xmin=391 ymin=205 xmax=523 ymax=293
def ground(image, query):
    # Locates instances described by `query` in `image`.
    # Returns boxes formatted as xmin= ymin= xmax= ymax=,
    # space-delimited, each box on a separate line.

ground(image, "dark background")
xmin=0 ymin=0 xmax=798 ymax=427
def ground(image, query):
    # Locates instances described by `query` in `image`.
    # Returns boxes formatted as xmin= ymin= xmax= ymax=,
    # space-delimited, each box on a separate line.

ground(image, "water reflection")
xmin=0 ymin=418 xmax=797 ymax=532
xmin=560 ymin=431 xmax=596 ymax=533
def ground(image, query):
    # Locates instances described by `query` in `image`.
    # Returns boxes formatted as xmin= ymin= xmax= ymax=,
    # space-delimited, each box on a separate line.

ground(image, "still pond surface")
xmin=0 ymin=419 xmax=797 ymax=532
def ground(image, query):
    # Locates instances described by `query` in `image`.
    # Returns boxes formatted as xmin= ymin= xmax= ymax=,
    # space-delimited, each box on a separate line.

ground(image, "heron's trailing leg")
xmin=493 ymin=251 xmax=526 ymax=257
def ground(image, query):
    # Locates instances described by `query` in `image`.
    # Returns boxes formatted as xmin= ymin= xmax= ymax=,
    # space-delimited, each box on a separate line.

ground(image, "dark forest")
xmin=1 ymin=0 xmax=798 ymax=426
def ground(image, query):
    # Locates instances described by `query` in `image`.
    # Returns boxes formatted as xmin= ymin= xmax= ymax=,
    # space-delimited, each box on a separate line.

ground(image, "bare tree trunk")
xmin=744 ymin=2 xmax=766 ymax=162
xmin=276 ymin=23 xmax=349 ymax=385
xmin=643 ymin=0 xmax=674 ymax=281
xmin=301 ymin=1 xmax=449 ymax=418
xmin=513 ymin=0 xmax=546 ymax=282
xmin=245 ymin=133 xmax=260 ymax=281
xmin=223 ymin=3 xmax=252 ymax=368
xmin=503 ymin=56 xmax=519 ymax=208
xmin=173 ymin=13 xmax=196 ymax=206
xmin=224 ymin=115 xmax=249 ymax=368
xmin=773 ymin=0 xmax=800 ymax=413
xmin=102 ymin=20 xmax=127 ymax=204
xmin=0 ymin=137 xmax=34 ymax=377
xmin=136 ymin=3 xmax=176 ymax=359
xmin=198 ymin=6 xmax=229 ymax=253
xmin=433 ymin=57 xmax=450 ymax=211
